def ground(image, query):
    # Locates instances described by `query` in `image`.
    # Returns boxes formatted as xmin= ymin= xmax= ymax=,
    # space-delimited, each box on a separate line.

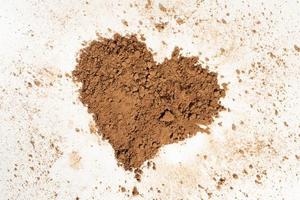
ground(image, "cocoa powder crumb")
xmin=121 ymin=20 xmax=128 ymax=26
xmin=132 ymin=186 xmax=139 ymax=196
xmin=134 ymin=168 xmax=143 ymax=182
xmin=232 ymin=123 xmax=236 ymax=131
xmin=65 ymin=73 xmax=72 ymax=78
xmin=145 ymin=0 xmax=152 ymax=9
xmin=232 ymin=173 xmax=238 ymax=179
xmin=221 ymin=19 xmax=227 ymax=24
xmin=176 ymin=18 xmax=185 ymax=25
xmin=140 ymin=34 xmax=146 ymax=41
xmin=72 ymin=34 xmax=225 ymax=170
xmin=154 ymin=22 xmax=168 ymax=31
xmin=294 ymin=44 xmax=300 ymax=52
xmin=152 ymin=162 xmax=156 ymax=170
xmin=159 ymin=110 xmax=175 ymax=122
xmin=120 ymin=186 xmax=126 ymax=192
xmin=34 ymin=80 xmax=41 ymax=87
xmin=158 ymin=3 xmax=167 ymax=12
xmin=217 ymin=177 xmax=226 ymax=189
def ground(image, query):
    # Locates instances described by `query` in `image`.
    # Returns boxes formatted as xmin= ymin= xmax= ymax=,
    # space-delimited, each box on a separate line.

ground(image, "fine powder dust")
xmin=72 ymin=34 xmax=225 ymax=170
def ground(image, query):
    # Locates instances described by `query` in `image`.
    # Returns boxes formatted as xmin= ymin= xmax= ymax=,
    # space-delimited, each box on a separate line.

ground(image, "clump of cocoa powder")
xmin=72 ymin=33 xmax=225 ymax=171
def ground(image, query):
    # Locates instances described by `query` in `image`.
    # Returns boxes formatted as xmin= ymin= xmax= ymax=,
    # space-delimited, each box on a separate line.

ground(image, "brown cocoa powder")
xmin=132 ymin=186 xmax=139 ymax=196
xmin=72 ymin=33 xmax=225 ymax=170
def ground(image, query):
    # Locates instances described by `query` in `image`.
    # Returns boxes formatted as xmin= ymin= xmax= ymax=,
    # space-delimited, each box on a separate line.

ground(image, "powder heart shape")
xmin=72 ymin=33 xmax=225 ymax=171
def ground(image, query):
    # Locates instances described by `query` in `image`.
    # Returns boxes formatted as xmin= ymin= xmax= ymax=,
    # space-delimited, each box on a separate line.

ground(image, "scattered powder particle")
xmin=122 ymin=20 xmax=128 ymax=26
xmin=232 ymin=173 xmax=238 ymax=179
xmin=256 ymin=174 xmax=261 ymax=180
xmin=176 ymin=18 xmax=185 ymax=25
xmin=34 ymin=80 xmax=41 ymax=87
xmin=147 ymin=161 xmax=151 ymax=168
xmin=220 ymin=48 xmax=225 ymax=55
xmin=134 ymin=173 xmax=141 ymax=181
xmin=232 ymin=123 xmax=236 ymax=131
xmin=132 ymin=186 xmax=139 ymax=196
xmin=217 ymin=177 xmax=226 ymax=189
xmin=282 ymin=156 xmax=288 ymax=161
xmin=294 ymin=45 xmax=300 ymax=52
xmin=134 ymin=168 xmax=143 ymax=181
xmin=255 ymin=175 xmax=262 ymax=184
xmin=65 ymin=73 xmax=72 ymax=78
xmin=72 ymin=34 xmax=226 ymax=170
xmin=145 ymin=0 xmax=152 ymax=9
xmin=159 ymin=3 xmax=167 ymax=12
xmin=152 ymin=162 xmax=156 ymax=170
xmin=120 ymin=187 xmax=126 ymax=192
xmin=154 ymin=22 xmax=168 ymax=31
xmin=140 ymin=34 xmax=146 ymax=41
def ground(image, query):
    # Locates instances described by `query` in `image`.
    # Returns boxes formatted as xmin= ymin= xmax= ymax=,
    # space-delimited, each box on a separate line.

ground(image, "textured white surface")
xmin=1 ymin=0 xmax=300 ymax=199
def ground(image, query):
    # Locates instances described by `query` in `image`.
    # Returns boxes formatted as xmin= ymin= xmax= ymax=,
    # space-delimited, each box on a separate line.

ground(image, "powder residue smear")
xmin=72 ymin=33 xmax=225 ymax=170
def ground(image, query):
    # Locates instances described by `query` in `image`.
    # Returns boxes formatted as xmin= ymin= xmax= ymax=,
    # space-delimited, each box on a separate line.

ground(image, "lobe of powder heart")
xmin=72 ymin=33 xmax=225 ymax=170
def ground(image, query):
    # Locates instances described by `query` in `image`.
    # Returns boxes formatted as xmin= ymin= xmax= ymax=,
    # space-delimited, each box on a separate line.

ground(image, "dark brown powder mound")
xmin=72 ymin=33 xmax=225 ymax=170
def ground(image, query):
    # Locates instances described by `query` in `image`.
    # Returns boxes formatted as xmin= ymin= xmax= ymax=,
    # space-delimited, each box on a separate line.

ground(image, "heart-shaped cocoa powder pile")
xmin=72 ymin=34 xmax=225 ymax=170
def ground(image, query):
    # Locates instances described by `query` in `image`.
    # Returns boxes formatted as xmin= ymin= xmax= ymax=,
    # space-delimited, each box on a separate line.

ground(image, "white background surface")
xmin=0 ymin=0 xmax=300 ymax=199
